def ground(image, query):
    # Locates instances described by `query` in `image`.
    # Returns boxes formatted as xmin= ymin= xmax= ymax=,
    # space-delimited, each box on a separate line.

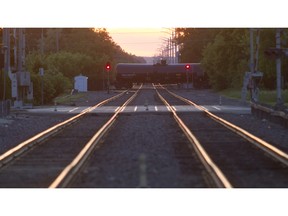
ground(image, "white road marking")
xmin=68 ymin=107 xmax=79 ymax=113
xmin=155 ymin=106 xmax=158 ymax=111
xmin=212 ymin=106 xmax=221 ymax=111
xmin=134 ymin=106 xmax=138 ymax=112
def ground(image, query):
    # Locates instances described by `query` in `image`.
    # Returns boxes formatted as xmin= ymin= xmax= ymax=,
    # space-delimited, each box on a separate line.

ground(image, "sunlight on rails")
xmin=163 ymin=85 xmax=288 ymax=168
xmin=0 ymin=90 xmax=128 ymax=168
xmin=154 ymin=84 xmax=233 ymax=188
xmin=49 ymin=85 xmax=143 ymax=188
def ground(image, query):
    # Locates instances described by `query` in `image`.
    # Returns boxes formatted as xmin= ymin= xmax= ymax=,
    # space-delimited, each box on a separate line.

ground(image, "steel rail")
xmin=154 ymin=85 xmax=232 ymax=188
xmin=49 ymin=85 xmax=142 ymax=188
xmin=164 ymin=87 xmax=288 ymax=167
xmin=0 ymin=90 xmax=128 ymax=168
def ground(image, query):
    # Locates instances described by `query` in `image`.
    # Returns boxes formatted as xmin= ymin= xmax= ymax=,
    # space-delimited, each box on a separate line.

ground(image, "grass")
xmin=54 ymin=91 xmax=87 ymax=105
xmin=219 ymin=89 xmax=242 ymax=100
xmin=53 ymin=88 xmax=288 ymax=107
xmin=219 ymin=88 xmax=288 ymax=106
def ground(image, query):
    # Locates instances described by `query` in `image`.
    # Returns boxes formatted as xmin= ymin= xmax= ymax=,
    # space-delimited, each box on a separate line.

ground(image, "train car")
xmin=114 ymin=63 xmax=153 ymax=89
xmin=114 ymin=62 xmax=208 ymax=89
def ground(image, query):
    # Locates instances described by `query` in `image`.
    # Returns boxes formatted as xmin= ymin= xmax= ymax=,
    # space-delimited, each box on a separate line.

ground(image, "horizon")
xmin=108 ymin=28 xmax=171 ymax=58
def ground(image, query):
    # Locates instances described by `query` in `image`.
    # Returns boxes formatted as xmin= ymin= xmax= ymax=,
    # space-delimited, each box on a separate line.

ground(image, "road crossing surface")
xmin=24 ymin=104 xmax=251 ymax=115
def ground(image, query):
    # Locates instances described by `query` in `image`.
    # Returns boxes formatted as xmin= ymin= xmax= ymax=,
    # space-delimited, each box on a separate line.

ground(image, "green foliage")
xmin=54 ymin=92 xmax=86 ymax=105
xmin=220 ymin=88 xmax=288 ymax=106
xmin=176 ymin=28 xmax=220 ymax=63
xmin=26 ymin=52 xmax=76 ymax=105
xmin=30 ymin=70 xmax=71 ymax=105
xmin=256 ymin=29 xmax=288 ymax=90
xmin=176 ymin=28 xmax=288 ymax=92
xmin=23 ymin=28 xmax=145 ymax=104
xmin=45 ymin=51 xmax=94 ymax=78
xmin=201 ymin=29 xmax=249 ymax=90
xmin=258 ymin=89 xmax=288 ymax=105
xmin=25 ymin=52 xmax=46 ymax=72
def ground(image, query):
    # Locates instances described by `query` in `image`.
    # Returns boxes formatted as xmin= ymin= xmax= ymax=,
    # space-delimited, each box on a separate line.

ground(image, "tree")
xmin=24 ymin=28 xmax=146 ymax=103
xmin=201 ymin=29 xmax=249 ymax=90
xmin=257 ymin=29 xmax=288 ymax=90
xmin=175 ymin=28 xmax=219 ymax=62
xmin=177 ymin=28 xmax=288 ymax=91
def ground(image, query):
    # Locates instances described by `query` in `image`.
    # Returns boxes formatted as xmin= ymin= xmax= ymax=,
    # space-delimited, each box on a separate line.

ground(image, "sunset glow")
xmin=108 ymin=28 xmax=171 ymax=57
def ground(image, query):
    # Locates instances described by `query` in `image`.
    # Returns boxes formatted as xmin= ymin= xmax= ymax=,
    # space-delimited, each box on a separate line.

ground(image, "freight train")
xmin=114 ymin=62 xmax=209 ymax=89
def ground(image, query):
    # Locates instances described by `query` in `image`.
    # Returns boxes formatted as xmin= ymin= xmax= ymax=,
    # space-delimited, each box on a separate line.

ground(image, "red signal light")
xmin=185 ymin=64 xmax=190 ymax=70
xmin=106 ymin=62 xmax=111 ymax=71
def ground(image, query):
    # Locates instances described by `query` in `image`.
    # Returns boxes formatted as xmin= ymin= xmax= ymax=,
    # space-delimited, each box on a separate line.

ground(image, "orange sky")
xmin=108 ymin=28 xmax=173 ymax=57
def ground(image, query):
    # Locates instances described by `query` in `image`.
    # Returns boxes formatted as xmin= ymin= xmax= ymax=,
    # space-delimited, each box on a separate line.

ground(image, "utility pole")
xmin=255 ymin=31 xmax=261 ymax=71
xmin=56 ymin=29 xmax=59 ymax=52
xmin=38 ymin=29 xmax=45 ymax=106
xmin=13 ymin=29 xmax=17 ymax=70
xmin=105 ymin=62 xmax=111 ymax=94
xmin=161 ymin=28 xmax=176 ymax=64
xmin=17 ymin=28 xmax=24 ymax=72
xmin=173 ymin=29 xmax=178 ymax=63
xmin=2 ymin=29 xmax=9 ymax=100
xmin=185 ymin=64 xmax=190 ymax=90
xmin=41 ymin=28 xmax=44 ymax=55
xmin=39 ymin=68 xmax=44 ymax=105
xmin=242 ymin=29 xmax=263 ymax=103
xmin=275 ymin=28 xmax=284 ymax=109
xmin=171 ymin=34 xmax=174 ymax=64
xmin=168 ymin=37 xmax=171 ymax=63
xmin=249 ymin=29 xmax=255 ymax=100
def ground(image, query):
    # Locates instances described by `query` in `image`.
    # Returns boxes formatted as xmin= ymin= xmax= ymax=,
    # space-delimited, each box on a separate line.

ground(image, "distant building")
xmin=74 ymin=74 xmax=88 ymax=92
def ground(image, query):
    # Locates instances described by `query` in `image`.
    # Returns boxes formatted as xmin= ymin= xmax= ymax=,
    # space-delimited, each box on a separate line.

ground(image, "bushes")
xmin=26 ymin=52 xmax=78 ymax=105
xmin=45 ymin=51 xmax=95 ymax=78
xmin=201 ymin=29 xmax=249 ymax=90
xmin=2 ymin=28 xmax=146 ymax=105
xmin=31 ymin=71 xmax=71 ymax=105
xmin=178 ymin=28 xmax=288 ymax=91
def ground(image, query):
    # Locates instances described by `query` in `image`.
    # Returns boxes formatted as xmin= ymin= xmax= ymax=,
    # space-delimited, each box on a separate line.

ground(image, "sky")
xmin=1 ymin=1 xmax=286 ymax=61
xmin=107 ymin=28 xmax=171 ymax=57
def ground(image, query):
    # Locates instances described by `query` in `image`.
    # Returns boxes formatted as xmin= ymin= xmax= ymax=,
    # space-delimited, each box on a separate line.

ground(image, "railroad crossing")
xmin=20 ymin=104 xmax=250 ymax=115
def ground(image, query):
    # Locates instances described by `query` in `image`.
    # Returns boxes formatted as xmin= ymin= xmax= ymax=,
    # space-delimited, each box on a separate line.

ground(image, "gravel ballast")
xmin=0 ymin=88 xmax=287 ymax=188
xmin=0 ymin=91 xmax=119 ymax=154
xmin=172 ymin=89 xmax=288 ymax=153
xmin=1 ymin=88 xmax=287 ymax=159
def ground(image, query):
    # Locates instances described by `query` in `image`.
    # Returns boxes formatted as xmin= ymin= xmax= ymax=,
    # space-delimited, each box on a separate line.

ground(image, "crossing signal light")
xmin=106 ymin=62 xmax=111 ymax=71
xmin=185 ymin=64 xmax=190 ymax=70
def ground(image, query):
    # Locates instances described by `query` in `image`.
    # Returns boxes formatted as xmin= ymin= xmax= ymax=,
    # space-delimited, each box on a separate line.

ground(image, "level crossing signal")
xmin=106 ymin=62 xmax=111 ymax=71
xmin=185 ymin=64 xmax=190 ymax=70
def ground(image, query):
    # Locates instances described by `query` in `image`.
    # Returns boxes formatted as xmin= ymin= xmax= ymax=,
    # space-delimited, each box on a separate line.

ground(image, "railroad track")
xmin=69 ymin=84 xmax=214 ymax=188
xmin=154 ymin=85 xmax=231 ymax=188
xmin=1 ymin=83 xmax=287 ymax=188
xmin=68 ymin=84 xmax=234 ymax=188
xmin=0 ymin=86 xmax=141 ymax=187
xmin=155 ymin=84 xmax=288 ymax=187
